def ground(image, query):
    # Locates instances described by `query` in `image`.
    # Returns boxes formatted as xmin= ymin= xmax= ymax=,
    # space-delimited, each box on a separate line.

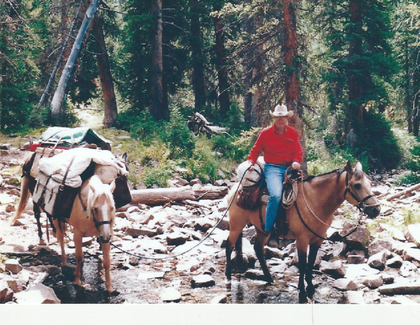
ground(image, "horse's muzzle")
xmin=364 ymin=205 xmax=381 ymax=218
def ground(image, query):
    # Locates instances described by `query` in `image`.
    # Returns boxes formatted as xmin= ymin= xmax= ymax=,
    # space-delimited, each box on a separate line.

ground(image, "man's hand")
xmin=248 ymin=161 xmax=255 ymax=171
xmin=291 ymin=162 xmax=301 ymax=170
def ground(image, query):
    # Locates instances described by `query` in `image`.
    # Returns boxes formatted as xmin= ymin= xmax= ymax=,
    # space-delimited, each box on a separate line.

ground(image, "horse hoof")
xmin=299 ymin=293 xmax=308 ymax=304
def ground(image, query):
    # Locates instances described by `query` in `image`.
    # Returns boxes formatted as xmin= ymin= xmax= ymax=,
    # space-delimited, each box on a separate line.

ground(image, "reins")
xmin=109 ymin=164 xmax=253 ymax=260
xmin=295 ymin=167 xmax=376 ymax=242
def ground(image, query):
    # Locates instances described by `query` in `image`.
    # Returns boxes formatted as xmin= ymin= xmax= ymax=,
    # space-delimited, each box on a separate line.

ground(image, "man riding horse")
xmin=247 ymin=104 xmax=303 ymax=235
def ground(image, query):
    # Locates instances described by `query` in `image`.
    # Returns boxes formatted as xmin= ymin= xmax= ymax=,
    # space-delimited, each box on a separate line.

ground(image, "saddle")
xmin=236 ymin=167 xmax=302 ymax=237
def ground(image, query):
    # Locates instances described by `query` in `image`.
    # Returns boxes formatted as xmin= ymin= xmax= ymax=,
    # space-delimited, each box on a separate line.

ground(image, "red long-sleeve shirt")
xmin=248 ymin=125 xmax=303 ymax=166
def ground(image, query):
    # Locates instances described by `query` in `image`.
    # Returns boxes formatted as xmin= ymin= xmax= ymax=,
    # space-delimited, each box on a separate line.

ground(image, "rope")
xmin=109 ymin=164 xmax=252 ymax=260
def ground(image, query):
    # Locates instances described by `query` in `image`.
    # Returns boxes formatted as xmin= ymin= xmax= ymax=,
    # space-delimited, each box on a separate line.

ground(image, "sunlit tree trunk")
xmin=51 ymin=0 xmax=99 ymax=116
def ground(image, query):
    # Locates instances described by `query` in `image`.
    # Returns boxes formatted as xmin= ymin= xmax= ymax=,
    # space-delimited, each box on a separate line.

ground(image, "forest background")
xmin=1 ymin=0 xmax=420 ymax=189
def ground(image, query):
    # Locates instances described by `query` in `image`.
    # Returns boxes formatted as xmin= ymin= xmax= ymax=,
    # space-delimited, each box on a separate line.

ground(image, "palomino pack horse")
xmin=225 ymin=161 xmax=381 ymax=303
xmin=10 ymin=149 xmax=130 ymax=293
xmin=53 ymin=174 xmax=116 ymax=293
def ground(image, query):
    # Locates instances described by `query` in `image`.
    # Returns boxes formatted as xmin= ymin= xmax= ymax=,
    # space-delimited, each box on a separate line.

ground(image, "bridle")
xmin=295 ymin=167 xmax=379 ymax=241
xmin=78 ymin=191 xmax=113 ymax=243
xmin=343 ymin=169 xmax=380 ymax=213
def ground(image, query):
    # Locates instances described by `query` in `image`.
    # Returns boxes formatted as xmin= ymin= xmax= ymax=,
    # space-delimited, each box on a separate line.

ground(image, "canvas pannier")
xmin=32 ymin=171 xmax=80 ymax=219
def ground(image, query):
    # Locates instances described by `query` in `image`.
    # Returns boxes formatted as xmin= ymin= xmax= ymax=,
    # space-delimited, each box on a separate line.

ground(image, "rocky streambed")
xmin=2 ymin=145 xmax=420 ymax=305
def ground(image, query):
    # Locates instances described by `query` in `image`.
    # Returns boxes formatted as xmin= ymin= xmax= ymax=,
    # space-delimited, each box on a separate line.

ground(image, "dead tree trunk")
xmin=51 ymin=0 xmax=100 ymax=116
xmin=92 ymin=13 xmax=118 ymax=127
xmin=130 ymin=185 xmax=228 ymax=205
xmin=38 ymin=1 xmax=84 ymax=107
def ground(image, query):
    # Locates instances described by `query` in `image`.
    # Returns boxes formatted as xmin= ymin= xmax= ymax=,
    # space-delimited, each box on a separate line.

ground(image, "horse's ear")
xmin=122 ymin=152 xmax=128 ymax=163
xmin=355 ymin=161 xmax=363 ymax=171
xmin=345 ymin=160 xmax=353 ymax=173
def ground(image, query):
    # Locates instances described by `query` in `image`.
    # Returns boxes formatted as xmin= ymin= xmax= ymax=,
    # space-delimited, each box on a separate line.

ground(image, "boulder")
xmin=320 ymin=260 xmax=346 ymax=278
xmin=14 ymin=283 xmax=60 ymax=304
xmin=160 ymin=287 xmax=181 ymax=302
xmin=362 ymin=275 xmax=384 ymax=289
xmin=342 ymin=224 xmax=370 ymax=249
xmin=367 ymin=250 xmax=391 ymax=271
xmin=191 ymin=274 xmax=215 ymax=288
xmin=4 ymin=259 xmax=22 ymax=274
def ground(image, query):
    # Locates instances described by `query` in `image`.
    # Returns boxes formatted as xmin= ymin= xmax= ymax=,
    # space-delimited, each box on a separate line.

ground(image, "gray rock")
xmin=342 ymin=224 xmax=370 ymax=249
xmin=320 ymin=260 xmax=346 ymax=278
xmin=166 ymin=232 xmax=189 ymax=246
xmin=367 ymin=250 xmax=390 ymax=271
xmin=14 ymin=283 xmax=60 ymax=304
xmin=402 ymin=248 xmax=420 ymax=263
xmin=405 ymin=224 xmax=420 ymax=246
xmin=362 ymin=275 xmax=384 ymax=289
xmin=368 ymin=238 xmax=393 ymax=256
xmin=160 ymin=287 xmax=181 ymax=302
xmin=333 ymin=278 xmax=358 ymax=291
xmin=5 ymin=259 xmax=22 ymax=274
xmin=346 ymin=291 xmax=365 ymax=304
xmin=191 ymin=274 xmax=215 ymax=288
xmin=386 ymin=255 xmax=403 ymax=268
xmin=399 ymin=261 xmax=419 ymax=277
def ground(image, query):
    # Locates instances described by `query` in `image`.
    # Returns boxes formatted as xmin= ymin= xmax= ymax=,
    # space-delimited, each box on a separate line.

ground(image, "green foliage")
xmin=351 ymin=110 xmax=401 ymax=171
xmin=402 ymin=204 xmax=420 ymax=226
xmin=162 ymin=108 xmax=195 ymax=159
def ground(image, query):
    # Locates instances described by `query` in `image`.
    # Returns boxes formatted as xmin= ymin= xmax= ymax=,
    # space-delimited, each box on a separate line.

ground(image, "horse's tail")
xmin=225 ymin=183 xmax=239 ymax=207
xmin=10 ymin=175 xmax=30 ymax=226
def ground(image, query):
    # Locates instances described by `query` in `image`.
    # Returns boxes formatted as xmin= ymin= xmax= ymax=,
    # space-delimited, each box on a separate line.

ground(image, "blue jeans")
xmin=264 ymin=163 xmax=287 ymax=232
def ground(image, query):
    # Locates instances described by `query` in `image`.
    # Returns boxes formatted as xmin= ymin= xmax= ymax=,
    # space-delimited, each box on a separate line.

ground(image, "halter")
xmin=295 ymin=167 xmax=379 ymax=242
xmin=78 ymin=191 xmax=113 ymax=243
xmin=343 ymin=170 xmax=380 ymax=213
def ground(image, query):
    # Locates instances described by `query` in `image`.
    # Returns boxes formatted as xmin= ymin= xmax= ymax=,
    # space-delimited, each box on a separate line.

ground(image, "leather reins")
xmin=295 ymin=168 xmax=379 ymax=241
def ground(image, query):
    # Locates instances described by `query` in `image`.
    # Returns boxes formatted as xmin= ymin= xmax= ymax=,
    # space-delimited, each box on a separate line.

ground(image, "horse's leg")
xmin=254 ymin=229 xmax=272 ymax=283
xmin=101 ymin=242 xmax=113 ymax=293
xmin=225 ymin=226 xmax=244 ymax=280
xmin=73 ymin=230 xmax=84 ymax=286
xmin=305 ymin=242 xmax=321 ymax=299
xmin=53 ymin=219 xmax=67 ymax=265
xmin=296 ymin=239 xmax=310 ymax=303
xmin=10 ymin=176 xmax=30 ymax=226
xmin=33 ymin=203 xmax=46 ymax=245
xmin=235 ymin=232 xmax=244 ymax=270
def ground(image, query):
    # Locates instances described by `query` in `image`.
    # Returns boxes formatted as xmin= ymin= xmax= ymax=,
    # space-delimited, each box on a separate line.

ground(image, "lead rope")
xmin=109 ymin=164 xmax=253 ymax=260
xmin=297 ymin=169 xmax=363 ymax=241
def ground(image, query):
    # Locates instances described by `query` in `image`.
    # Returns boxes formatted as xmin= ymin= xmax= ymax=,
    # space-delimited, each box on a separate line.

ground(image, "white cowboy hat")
xmin=269 ymin=104 xmax=294 ymax=118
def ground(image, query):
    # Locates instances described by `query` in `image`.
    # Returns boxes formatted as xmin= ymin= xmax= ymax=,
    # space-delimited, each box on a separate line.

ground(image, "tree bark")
xmin=92 ymin=14 xmax=118 ymax=127
xmin=244 ymin=14 xmax=264 ymax=127
xmin=190 ymin=0 xmax=206 ymax=111
xmin=213 ymin=1 xmax=230 ymax=118
xmin=346 ymin=0 xmax=364 ymax=134
xmin=51 ymin=0 xmax=100 ymax=116
xmin=282 ymin=0 xmax=306 ymax=167
xmin=150 ymin=0 xmax=165 ymax=121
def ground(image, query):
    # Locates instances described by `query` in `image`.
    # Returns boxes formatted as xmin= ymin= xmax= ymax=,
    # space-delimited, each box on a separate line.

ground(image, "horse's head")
xmin=344 ymin=161 xmax=381 ymax=218
xmin=88 ymin=175 xmax=116 ymax=244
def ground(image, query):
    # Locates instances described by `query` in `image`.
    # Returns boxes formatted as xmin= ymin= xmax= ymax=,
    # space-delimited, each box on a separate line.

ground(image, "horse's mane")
xmin=303 ymin=167 xmax=346 ymax=183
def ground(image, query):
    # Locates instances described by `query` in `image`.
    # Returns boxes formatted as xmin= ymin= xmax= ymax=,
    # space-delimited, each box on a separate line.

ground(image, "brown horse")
xmin=225 ymin=161 xmax=381 ymax=303
xmin=53 ymin=174 xmax=116 ymax=293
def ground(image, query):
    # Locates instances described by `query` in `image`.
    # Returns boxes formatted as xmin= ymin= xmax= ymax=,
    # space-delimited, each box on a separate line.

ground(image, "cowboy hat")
xmin=269 ymin=104 xmax=294 ymax=118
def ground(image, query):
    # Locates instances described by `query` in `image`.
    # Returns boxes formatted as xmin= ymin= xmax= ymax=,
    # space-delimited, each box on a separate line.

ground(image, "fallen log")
xmin=379 ymin=283 xmax=420 ymax=295
xmin=386 ymin=183 xmax=420 ymax=201
xmin=130 ymin=185 xmax=228 ymax=205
